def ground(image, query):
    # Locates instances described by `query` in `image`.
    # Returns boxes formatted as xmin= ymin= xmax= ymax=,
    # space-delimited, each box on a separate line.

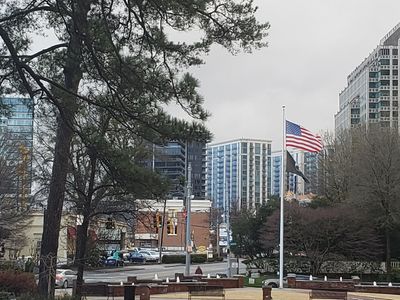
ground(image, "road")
xmin=83 ymin=260 xmax=247 ymax=283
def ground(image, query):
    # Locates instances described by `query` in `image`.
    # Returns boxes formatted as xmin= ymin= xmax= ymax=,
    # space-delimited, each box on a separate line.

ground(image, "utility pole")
xmin=185 ymin=163 xmax=192 ymax=276
xmin=226 ymin=193 xmax=232 ymax=277
xmin=159 ymin=198 xmax=167 ymax=263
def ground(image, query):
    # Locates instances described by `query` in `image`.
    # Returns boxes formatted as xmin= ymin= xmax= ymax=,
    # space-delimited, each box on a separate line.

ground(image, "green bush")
xmin=0 ymin=261 xmax=17 ymax=271
xmin=207 ymin=256 xmax=224 ymax=262
xmin=191 ymin=254 xmax=207 ymax=264
xmin=0 ymin=271 xmax=37 ymax=296
xmin=162 ymin=254 xmax=207 ymax=264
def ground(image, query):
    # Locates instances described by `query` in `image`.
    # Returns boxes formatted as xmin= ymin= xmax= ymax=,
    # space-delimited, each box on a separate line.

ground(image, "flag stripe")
xmin=286 ymin=120 xmax=323 ymax=153
xmin=287 ymin=134 xmax=322 ymax=148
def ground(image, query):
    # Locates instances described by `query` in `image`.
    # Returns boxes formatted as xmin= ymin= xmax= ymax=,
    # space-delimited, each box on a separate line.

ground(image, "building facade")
xmin=271 ymin=150 xmax=319 ymax=197
xmin=335 ymin=23 xmax=400 ymax=132
xmin=0 ymin=97 xmax=33 ymax=203
xmin=134 ymin=199 xmax=211 ymax=252
xmin=148 ymin=141 xmax=206 ymax=199
xmin=205 ymin=138 xmax=272 ymax=211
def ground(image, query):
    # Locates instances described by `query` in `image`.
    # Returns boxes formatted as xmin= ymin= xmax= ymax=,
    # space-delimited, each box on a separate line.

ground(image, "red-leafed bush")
xmin=0 ymin=270 xmax=37 ymax=295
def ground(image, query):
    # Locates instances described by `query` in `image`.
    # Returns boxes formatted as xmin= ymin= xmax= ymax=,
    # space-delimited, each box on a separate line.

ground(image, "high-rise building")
xmin=205 ymin=138 xmax=272 ymax=211
xmin=186 ymin=141 xmax=206 ymax=199
xmin=335 ymin=23 xmax=400 ymax=133
xmin=0 ymin=97 xmax=33 ymax=203
xmin=271 ymin=150 xmax=319 ymax=197
xmin=148 ymin=141 xmax=206 ymax=199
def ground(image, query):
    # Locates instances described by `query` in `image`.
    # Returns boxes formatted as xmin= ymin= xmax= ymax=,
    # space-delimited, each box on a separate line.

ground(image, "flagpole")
xmin=279 ymin=105 xmax=286 ymax=288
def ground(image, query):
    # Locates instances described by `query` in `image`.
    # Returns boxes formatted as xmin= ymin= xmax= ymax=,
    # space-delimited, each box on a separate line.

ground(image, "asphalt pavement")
xmin=83 ymin=260 xmax=247 ymax=283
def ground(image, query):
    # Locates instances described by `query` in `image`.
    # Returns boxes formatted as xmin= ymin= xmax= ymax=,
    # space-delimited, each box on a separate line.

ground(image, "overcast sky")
xmin=191 ymin=0 xmax=400 ymax=149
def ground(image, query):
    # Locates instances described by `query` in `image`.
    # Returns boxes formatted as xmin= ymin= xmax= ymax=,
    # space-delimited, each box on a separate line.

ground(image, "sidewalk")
xmin=150 ymin=288 xmax=400 ymax=300
xmin=74 ymin=287 xmax=400 ymax=299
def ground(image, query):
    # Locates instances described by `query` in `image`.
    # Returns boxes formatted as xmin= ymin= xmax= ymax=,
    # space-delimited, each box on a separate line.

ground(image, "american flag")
xmin=286 ymin=120 xmax=323 ymax=153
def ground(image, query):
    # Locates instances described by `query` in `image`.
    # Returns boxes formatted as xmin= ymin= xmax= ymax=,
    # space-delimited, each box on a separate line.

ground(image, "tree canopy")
xmin=0 ymin=0 xmax=270 ymax=297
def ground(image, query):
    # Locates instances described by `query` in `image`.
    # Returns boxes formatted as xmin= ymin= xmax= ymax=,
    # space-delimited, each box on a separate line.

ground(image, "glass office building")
xmin=0 ymin=97 xmax=33 ymax=201
xmin=205 ymin=139 xmax=272 ymax=211
xmin=148 ymin=141 xmax=206 ymax=199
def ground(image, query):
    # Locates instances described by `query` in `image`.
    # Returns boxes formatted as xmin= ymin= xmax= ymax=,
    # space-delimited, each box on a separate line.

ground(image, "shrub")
xmin=207 ymin=256 xmax=224 ymax=262
xmin=191 ymin=254 xmax=207 ymax=264
xmin=0 ymin=271 xmax=37 ymax=296
xmin=162 ymin=254 xmax=207 ymax=264
xmin=0 ymin=260 xmax=17 ymax=271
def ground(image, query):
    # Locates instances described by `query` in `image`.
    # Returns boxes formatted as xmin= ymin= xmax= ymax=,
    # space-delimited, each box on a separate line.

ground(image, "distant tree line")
xmin=232 ymin=125 xmax=400 ymax=278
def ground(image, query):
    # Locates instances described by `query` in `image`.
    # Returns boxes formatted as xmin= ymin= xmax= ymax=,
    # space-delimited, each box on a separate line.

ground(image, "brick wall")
xmin=135 ymin=211 xmax=210 ymax=250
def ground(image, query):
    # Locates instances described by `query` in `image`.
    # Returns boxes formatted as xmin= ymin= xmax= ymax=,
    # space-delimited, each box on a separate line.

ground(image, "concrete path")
xmin=72 ymin=287 xmax=400 ymax=300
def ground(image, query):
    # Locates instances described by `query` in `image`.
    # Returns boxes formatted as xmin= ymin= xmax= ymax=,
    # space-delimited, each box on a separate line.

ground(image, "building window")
xmin=380 ymin=59 xmax=390 ymax=65
xmin=380 ymin=69 xmax=390 ymax=76
xmin=381 ymin=80 xmax=390 ymax=86
xmin=393 ymin=49 xmax=398 ymax=55
xmin=393 ymin=59 xmax=398 ymax=65
xmin=370 ymin=72 xmax=379 ymax=78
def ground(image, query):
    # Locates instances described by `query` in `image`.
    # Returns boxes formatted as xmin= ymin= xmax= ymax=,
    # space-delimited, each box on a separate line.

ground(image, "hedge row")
xmin=207 ymin=256 xmax=224 ymax=263
xmin=162 ymin=254 xmax=207 ymax=264
xmin=0 ymin=270 xmax=37 ymax=295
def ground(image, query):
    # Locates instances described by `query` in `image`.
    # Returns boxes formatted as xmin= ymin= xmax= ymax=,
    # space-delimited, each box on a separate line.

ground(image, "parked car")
xmin=138 ymin=250 xmax=159 ymax=262
xmin=55 ymin=269 xmax=77 ymax=288
xmin=262 ymin=274 xmax=318 ymax=288
xmin=104 ymin=256 xmax=124 ymax=267
xmin=129 ymin=251 xmax=148 ymax=263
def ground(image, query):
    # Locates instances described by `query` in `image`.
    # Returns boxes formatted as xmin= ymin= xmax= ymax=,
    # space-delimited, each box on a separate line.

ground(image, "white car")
xmin=55 ymin=269 xmax=77 ymax=288
xmin=139 ymin=250 xmax=160 ymax=262
xmin=262 ymin=275 xmax=318 ymax=288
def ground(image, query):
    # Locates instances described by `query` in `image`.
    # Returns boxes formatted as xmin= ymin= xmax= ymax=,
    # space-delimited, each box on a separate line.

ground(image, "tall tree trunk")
xmin=38 ymin=116 xmax=76 ymax=298
xmin=386 ymin=227 xmax=392 ymax=280
xmin=38 ymin=1 xmax=92 ymax=297
xmin=74 ymin=214 xmax=90 ymax=299
xmin=75 ymin=154 xmax=97 ymax=299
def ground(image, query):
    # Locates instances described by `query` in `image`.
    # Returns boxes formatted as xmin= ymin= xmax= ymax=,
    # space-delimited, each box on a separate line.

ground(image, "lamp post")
xmin=185 ymin=163 xmax=192 ymax=276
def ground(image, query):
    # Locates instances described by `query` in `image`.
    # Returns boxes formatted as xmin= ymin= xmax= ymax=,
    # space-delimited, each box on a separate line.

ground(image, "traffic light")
xmin=153 ymin=214 xmax=158 ymax=228
xmin=153 ymin=212 xmax=162 ymax=233
xmin=166 ymin=220 xmax=171 ymax=234
xmin=0 ymin=243 xmax=4 ymax=258
xmin=106 ymin=217 xmax=115 ymax=229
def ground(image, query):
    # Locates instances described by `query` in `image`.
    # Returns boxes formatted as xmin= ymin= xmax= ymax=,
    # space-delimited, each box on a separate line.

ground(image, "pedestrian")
xmin=195 ymin=266 xmax=203 ymax=275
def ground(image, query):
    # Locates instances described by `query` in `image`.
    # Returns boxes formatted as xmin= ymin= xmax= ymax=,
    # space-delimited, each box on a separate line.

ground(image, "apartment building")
xmin=271 ymin=150 xmax=319 ymax=197
xmin=205 ymin=138 xmax=272 ymax=211
xmin=335 ymin=23 xmax=400 ymax=132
